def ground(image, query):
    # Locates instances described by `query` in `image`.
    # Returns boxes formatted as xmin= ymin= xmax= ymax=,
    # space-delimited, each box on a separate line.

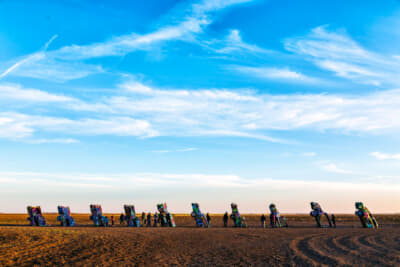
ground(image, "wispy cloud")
xmin=152 ymin=147 xmax=198 ymax=153
xmin=319 ymin=162 xmax=355 ymax=174
xmin=53 ymin=0 xmax=253 ymax=60
xmin=5 ymin=79 xmax=400 ymax=142
xmin=0 ymin=83 xmax=74 ymax=102
xmin=0 ymin=53 xmax=44 ymax=80
xmin=1 ymin=1 xmax=252 ymax=82
xmin=0 ymin=35 xmax=58 ymax=79
xmin=233 ymin=65 xmax=320 ymax=83
xmin=0 ymin=34 xmax=103 ymax=83
xmin=206 ymin=29 xmax=270 ymax=55
xmin=2 ymin=171 xmax=400 ymax=190
xmin=111 ymin=80 xmax=400 ymax=135
xmin=177 ymin=147 xmax=197 ymax=152
xmin=0 ymin=112 xmax=157 ymax=139
xmin=26 ymin=138 xmax=79 ymax=144
xmin=285 ymin=26 xmax=400 ymax=86
xmin=370 ymin=152 xmax=400 ymax=160
xmin=11 ymin=60 xmax=103 ymax=83
xmin=303 ymin=152 xmax=316 ymax=157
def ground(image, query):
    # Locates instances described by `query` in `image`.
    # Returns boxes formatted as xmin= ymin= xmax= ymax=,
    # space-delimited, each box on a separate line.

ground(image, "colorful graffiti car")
xmin=157 ymin=203 xmax=176 ymax=227
xmin=310 ymin=202 xmax=332 ymax=228
xmin=269 ymin=203 xmax=288 ymax=228
xmin=123 ymin=205 xmax=141 ymax=227
xmin=27 ymin=206 xmax=46 ymax=226
xmin=191 ymin=203 xmax=209 ymax=227
xmin=57 ymin=206 xmax=75 ymax=226
xmin=355 ymin=202 xmax=378 ymax=228
xmin=230 ymin=203 xmax=247 ymax=228
xmin=89 ymin=204 xmax=109 ymax=226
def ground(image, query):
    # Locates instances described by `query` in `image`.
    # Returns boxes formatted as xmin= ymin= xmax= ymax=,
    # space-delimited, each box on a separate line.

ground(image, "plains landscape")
xmin=2 ymin=0 xmax=400 ymax=266
xmin=0 ymin=214 xmax=399 ymax=266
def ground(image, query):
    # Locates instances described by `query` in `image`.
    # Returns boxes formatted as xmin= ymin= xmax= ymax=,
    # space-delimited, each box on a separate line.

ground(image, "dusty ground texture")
xmin=0 ymin=214 xmax=399 ymax=266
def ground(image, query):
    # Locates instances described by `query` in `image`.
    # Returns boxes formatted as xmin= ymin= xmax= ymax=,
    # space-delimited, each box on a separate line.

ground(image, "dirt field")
xmin=0 ymin=214 xmax=399 ymax=266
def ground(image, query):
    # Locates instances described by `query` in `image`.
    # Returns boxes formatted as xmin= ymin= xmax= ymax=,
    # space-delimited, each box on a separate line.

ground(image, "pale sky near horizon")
xmin=1 ymin=0 xmax=400 ymax=213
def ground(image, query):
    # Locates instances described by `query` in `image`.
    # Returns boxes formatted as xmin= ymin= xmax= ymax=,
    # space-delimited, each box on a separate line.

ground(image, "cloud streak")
xmin=53 ymin=0 xmax=253 ymax=60
xmin=233 ymin=65 xmax=320 ymax=83
xmin=2 ymin=171 xmax=400 ymax=190
xmin=285 ymin=26 xmax=400 ymax=86
xmin=0 ymin=112 xmax=157 ymax=139
xmin=152 ymin=148 xmax=198 ymax=153
xmin=370 ymin=152 xmax=400 ymax=160
xmin=206 ymin=29 xmax=270 ymax=55
xmin=0 ymin=0 xmax=252 ymax=82
xmin=0 ymin=83 xmax=74 ymax=102
xmin=319 ymin=162 xmax=355 ymax=174
xmin=0 ymin=34 xmax=58 ymax=80
xmin=5 ymin=80 xmax=400 ymax=141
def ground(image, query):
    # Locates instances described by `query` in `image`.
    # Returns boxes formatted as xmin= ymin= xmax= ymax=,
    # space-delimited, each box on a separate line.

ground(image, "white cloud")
xmin=0 ymin=34 xmax=99 ymax=83
xmin=109 ymin=80 xmax=400 ymax=136
xmin=11 ymin=60 xmax=104 ymax=83
xmin=208 ymin=29 xmax=270 ymax=55
xmin=177 ymin=147 xmax=197 ymax=152
xmin=319 ymin=162 xmax=354 ymax=174
xmin=0 ymin=53 xmax=44 ymax=80
xmin=0 ymin=35 xmax=57 ymax=79
xmin=0 ymin=112 xmax=158 ymax=139
xmin=152 ymin=147 xmax=198 ymax=153
xmin=370 ymin=152 xmax=400 ymax=160
xmin=2 ymin=171 xmax=400 ymax=190
xmin=0 ymin=42 xmax=103 ymax=83
xmin=285 ymin=26 xmax=400 ymax=86
xmin=0 ymin=83 xmax=74 ymax=102
xmin=0 ymin=114 xmax=34 ymax=139
xmin=303 ymin=152 xmax=316 ymax=157
xmin=45 ymin=0 xmax=252 ymax=60
xmin=26 ymin=138 xmax=79 ymax=144
xmin=233 ymin=66 xmax=319 ymax=83
xmin=151 ymin=147 xmax=197 ymax=153
xmin=5 ymin=79 xmax=400 ymax=142
xmin=30 ymin=179 xmax=112 ymax=188
xmin=1 ymin=0 xmax=252 ymax=82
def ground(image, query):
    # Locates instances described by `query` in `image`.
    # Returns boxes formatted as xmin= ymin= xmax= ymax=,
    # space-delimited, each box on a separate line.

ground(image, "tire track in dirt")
xmin=336 ymin=234 xmax=392 ymax=266
xmin=305 ymin=234 xmax=353 ymax=266
xmin=289 ymin=235 xmax=319 ymax=266
xmin=359 ymin=234 xmax=389 ymax=253
xmin=2 ymin=226 xmax=400 ymax=266
xmin=394 ymin=236 xmax=400 ymax=246
xmin=327 ymin=235 xmax=355 ymax=256
xmin=318 ymin=235 xmax=354 ymax=266
xmin=373 ymin=235 xmax=400 ymax=250
xmin=290 ymin=234 xmax=340 ymax=266
xmin=325 ymin=233 xmax=382 ymax=266
xmin=364 ymin=235 xmax=400 ymax=263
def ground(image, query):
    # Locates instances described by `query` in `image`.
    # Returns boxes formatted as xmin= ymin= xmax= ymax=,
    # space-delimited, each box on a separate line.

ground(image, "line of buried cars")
xmin=26 ymin=202 xmax=378 ymax=229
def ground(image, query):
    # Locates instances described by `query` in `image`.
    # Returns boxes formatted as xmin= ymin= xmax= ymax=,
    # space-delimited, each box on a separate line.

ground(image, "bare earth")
xmin=0 ymin=214 xmax=399 ymax=266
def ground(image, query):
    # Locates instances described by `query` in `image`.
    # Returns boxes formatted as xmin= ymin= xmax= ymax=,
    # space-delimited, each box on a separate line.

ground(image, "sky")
xmin=1 ymin=0 xmax=400 ymax=214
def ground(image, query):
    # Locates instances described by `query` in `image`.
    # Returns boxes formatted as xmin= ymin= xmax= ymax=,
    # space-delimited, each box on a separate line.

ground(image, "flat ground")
xmin=0 ymin=214 xmax=399 ymax=266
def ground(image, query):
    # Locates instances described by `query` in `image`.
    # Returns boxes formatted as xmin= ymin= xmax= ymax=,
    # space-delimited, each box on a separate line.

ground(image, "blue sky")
xmin=1 ymin=0 xmax=400 ymax=213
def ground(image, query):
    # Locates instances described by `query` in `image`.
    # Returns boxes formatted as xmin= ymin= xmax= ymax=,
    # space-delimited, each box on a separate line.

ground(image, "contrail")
xmin=43 ymin=34 xmax=58 ymax=51
xmin=0 ymin=34 xmax=58 ymax=79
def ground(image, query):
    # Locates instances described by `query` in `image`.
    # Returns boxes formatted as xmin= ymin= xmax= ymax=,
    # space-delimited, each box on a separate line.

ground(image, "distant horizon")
xmin=1 ymin=0 xmax=400 ymax=213
xmin=2 ymin=212 xmax=400 ymax=215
